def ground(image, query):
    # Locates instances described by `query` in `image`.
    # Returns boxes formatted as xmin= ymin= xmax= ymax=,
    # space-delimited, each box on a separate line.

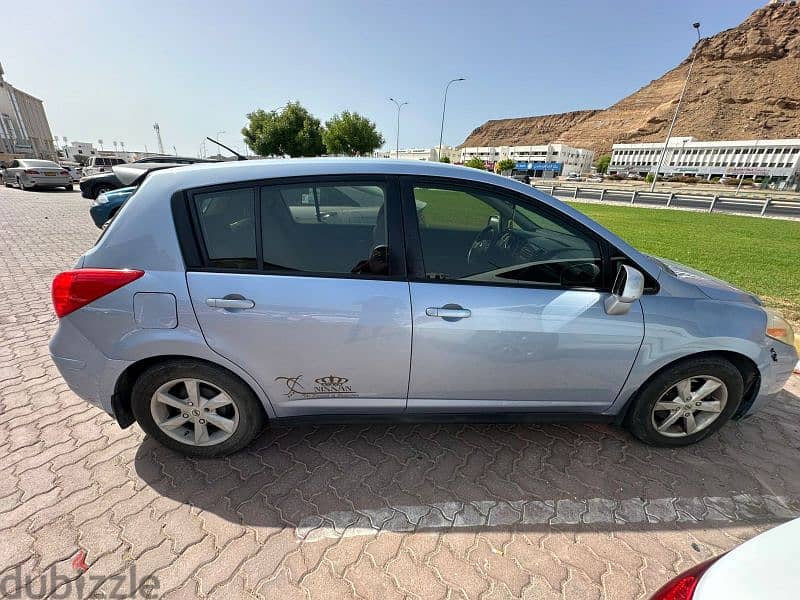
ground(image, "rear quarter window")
xmin=192 ymin=188 xmax=257 ymax=269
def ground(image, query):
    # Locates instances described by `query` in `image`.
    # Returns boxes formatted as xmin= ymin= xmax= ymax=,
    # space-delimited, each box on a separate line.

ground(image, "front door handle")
xmin=426 ymin=305 xmax=471 ymax=320
xmin=206 ymin=297 xmax=255 ymax=309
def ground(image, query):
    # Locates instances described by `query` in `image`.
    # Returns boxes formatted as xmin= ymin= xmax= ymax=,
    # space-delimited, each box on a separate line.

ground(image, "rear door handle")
xmin=206 ymin=297 xmax=255 ymax=309
xmin=426 ymin=306 xmax=471 ymax=319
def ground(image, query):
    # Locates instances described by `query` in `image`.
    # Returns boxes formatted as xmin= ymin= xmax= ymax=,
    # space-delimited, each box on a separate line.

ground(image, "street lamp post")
xmin=389 ymin=98 xmax=408 ymax=159
xmin=650 ymin=23 xmax=701 ymax=192
xmin=438 ymin=78 xmax=465 ymax=160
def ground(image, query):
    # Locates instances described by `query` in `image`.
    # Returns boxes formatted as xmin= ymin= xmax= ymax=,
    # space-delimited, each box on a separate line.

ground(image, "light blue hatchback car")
xmin=49 ymin=159 xmax=797 ymax=456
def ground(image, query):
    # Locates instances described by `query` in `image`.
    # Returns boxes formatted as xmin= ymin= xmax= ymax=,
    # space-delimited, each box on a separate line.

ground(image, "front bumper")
xmin=743 ymin=339 xmax=798 ymax=416
xmin=49 ymin=317 xmax=131 ymax=417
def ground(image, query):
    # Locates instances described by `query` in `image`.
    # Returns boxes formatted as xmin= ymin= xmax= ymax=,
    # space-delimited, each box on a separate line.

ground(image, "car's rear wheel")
xmin=131 ymin=360 xmax=266 ymax=457
xmin=63 ymin=184 xmax=73 ymax=191
xmin=626 ymin=357 xmax=743 ymax=446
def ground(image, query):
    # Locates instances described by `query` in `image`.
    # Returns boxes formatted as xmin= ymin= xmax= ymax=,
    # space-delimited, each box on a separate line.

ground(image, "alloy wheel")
xmin=650 ymin=375 xmax=728 ymax=438
xmin=150 ymin=378 xmax=239 ymax=446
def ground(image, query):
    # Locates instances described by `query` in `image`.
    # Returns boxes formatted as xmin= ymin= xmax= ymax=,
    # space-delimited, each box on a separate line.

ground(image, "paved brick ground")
xmin=1 ymin=185 xmax=799 ymax=599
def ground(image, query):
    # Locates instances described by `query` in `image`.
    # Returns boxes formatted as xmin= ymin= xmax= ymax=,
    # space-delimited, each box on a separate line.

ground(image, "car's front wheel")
xmin=93 ymin=184 xmax=112 ymax=198
xmin=627 ymin=356 xmax=743 ymax=446
xmin=131 ymin=360 xmax=266 ymax=457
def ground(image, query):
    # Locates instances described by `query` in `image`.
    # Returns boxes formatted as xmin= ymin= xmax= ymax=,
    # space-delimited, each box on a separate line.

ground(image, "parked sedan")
xmin=49 ymin=159 xmax=796 ymax=457
xmin=2 ymin=159 xmax=73 ymax=190
xmin=651 ymin=517 xmax=800 ymax=599
xmin=89 ymin=186 xmax=136 ymax=228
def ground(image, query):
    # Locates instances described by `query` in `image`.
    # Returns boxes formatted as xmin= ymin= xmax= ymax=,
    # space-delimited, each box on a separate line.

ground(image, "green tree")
xmin=595 ymin=154 xmax=611 ymax=174
xmin=241 ymin=101 xmax=325 ymax=157
xmin=644 ymin=172 xmax=655 ymax=183
xmin=464 ymin=156 xmax=486 ymax=170
xmin=322 ymin=111 xmax=384 ymax=156
xmin=495 ymin=158 xmax=515 ymax=174
xmin=439 ymin=156 xmax=451 ymax=163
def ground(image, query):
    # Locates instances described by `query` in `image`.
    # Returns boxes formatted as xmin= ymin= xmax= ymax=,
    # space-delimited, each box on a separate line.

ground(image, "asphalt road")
xmin=539 ymin=186 xmax=800 ymax=219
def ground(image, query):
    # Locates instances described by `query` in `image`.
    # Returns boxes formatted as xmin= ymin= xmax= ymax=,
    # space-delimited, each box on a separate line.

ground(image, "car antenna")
xmin=205 ymin=137 xmax=248 ymax=161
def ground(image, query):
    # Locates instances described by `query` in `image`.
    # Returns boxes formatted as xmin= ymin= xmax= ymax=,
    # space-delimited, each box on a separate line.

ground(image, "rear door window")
xmin=260 ymin=182 xmax=388 ymax=275
xmin=193 ymin=188 xmax=257 ymax=269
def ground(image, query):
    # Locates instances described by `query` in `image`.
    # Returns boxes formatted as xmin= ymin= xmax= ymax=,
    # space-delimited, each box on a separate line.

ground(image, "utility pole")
xmin=153 ymin=123 xmax=164 ymax=154
xmin=650 ymin=23 xmax=701 ymax=192
xmin=98 ymin=139 xmax=103 ymax=151
xmin=389 ymin=98 xmax=408 ymax=159
xmin=438 ymin=78 xmax=465 ymax=160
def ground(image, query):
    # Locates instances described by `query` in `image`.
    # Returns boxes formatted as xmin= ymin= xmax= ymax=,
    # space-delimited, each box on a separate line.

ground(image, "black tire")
xmin=131 ymin=359 xmax=266 ymax=457
xmin=626 ymin=356 xmax=743 ymax=447
xmin=64 ymin=184 xmax=73 ymax=191
xmin=93 ymin=184 xmax=112 ymax=198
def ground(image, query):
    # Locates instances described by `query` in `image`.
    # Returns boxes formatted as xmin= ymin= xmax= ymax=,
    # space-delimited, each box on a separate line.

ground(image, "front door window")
xmin=412 ymin=185 xmax=603 ymax=288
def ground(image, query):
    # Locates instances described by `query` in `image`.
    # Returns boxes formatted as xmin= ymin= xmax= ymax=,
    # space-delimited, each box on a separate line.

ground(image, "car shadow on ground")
xmin=133 ymin=386 xmax=800 ymax=536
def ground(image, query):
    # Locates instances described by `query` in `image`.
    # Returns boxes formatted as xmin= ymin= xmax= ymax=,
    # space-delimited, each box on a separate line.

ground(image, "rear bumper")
xmin=744 ymin=340 xmax=798 ymax=416
xmin=27 ymin=176 xmax=72 ymax=187
xmin=49 ymin=318 xmax=131 ymax=417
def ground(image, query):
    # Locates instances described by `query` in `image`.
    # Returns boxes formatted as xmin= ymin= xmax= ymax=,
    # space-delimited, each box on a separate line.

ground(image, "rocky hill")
xmin=461 ymin=1 xmax=800 ymax=156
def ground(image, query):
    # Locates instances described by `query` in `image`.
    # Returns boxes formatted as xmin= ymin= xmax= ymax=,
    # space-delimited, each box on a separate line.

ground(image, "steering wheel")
xmin=467 ymin=225 xmax=499 ymax=265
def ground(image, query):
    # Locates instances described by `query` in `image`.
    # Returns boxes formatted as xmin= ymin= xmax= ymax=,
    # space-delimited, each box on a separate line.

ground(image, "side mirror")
xmin=604 ymin=265 xmax=644 ymax=315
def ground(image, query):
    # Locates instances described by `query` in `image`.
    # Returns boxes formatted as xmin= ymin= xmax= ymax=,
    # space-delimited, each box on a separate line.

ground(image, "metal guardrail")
xmin=533 ymin=184 xmax=800 ymax=219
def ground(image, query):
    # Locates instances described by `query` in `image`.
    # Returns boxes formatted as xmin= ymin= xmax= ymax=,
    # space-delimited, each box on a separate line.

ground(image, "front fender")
xmin=607 ymin=295 xmax=769 ymax=416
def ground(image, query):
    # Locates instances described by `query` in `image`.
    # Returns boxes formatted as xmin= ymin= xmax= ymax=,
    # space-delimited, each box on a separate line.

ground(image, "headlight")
xmin=765 ymin=308 xmax=795 ymax=346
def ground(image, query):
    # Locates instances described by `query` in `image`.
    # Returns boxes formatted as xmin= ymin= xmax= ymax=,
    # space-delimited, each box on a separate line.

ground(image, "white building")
xmin=388 ymin=147 xmax=437 ymax=161
xmin=62 ymin=141 xmax=96 ymax=161
xmin=59 ymin=141 xmax=163 ymax=163
xmin=609 ymin=136 xmax=800 ymax=187
xmin=0 ymin=62 xmax=57 ymax=162
xmin=460 ymin=143 xmax=595 ymax=178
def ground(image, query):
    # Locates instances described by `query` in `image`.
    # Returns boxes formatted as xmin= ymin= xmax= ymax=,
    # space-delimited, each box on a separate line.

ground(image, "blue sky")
xmin=4 ymin=0 xmax=761 ymax=156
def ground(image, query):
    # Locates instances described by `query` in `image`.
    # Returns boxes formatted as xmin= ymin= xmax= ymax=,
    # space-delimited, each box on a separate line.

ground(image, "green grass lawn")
xmin=568 ymin=202 xmax=800 ymax=323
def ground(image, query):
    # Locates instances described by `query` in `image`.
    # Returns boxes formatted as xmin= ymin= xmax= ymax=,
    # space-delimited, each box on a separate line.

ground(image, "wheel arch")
xmin=112 ymin=354 xmax=272 ymax=428
xmin=614 ymin=350 xmax=760 ymax=425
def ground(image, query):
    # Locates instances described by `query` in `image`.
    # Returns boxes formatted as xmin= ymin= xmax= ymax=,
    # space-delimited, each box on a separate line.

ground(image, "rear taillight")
xmin=60 ymin=170 xmax=69 ymax=176
xmin=25 ymin=169 xmax=40 ymax=175
xmin=52 ymin=269 xmax=144 ymax=318
xmin=650 ymin=556 xmax=722 ymax=600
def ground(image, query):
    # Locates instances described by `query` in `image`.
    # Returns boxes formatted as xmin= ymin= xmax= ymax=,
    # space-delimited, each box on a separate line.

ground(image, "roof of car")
xmin=146 ymin=157 xmax=511 ymax=189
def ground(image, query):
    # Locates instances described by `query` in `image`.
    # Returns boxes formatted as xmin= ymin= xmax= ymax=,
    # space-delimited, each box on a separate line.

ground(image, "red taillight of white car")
xmin=24 ymin=169 xmax=40 ymax=175
xmin=650 ymin=556 xmax=722 ymax=600
xmin=52 ymin=269 xmax=144 ymax=318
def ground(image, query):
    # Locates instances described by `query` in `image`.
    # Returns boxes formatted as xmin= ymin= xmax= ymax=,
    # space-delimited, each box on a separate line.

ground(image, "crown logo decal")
xmin=315 ymin=374 xmax=349 ymax=386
